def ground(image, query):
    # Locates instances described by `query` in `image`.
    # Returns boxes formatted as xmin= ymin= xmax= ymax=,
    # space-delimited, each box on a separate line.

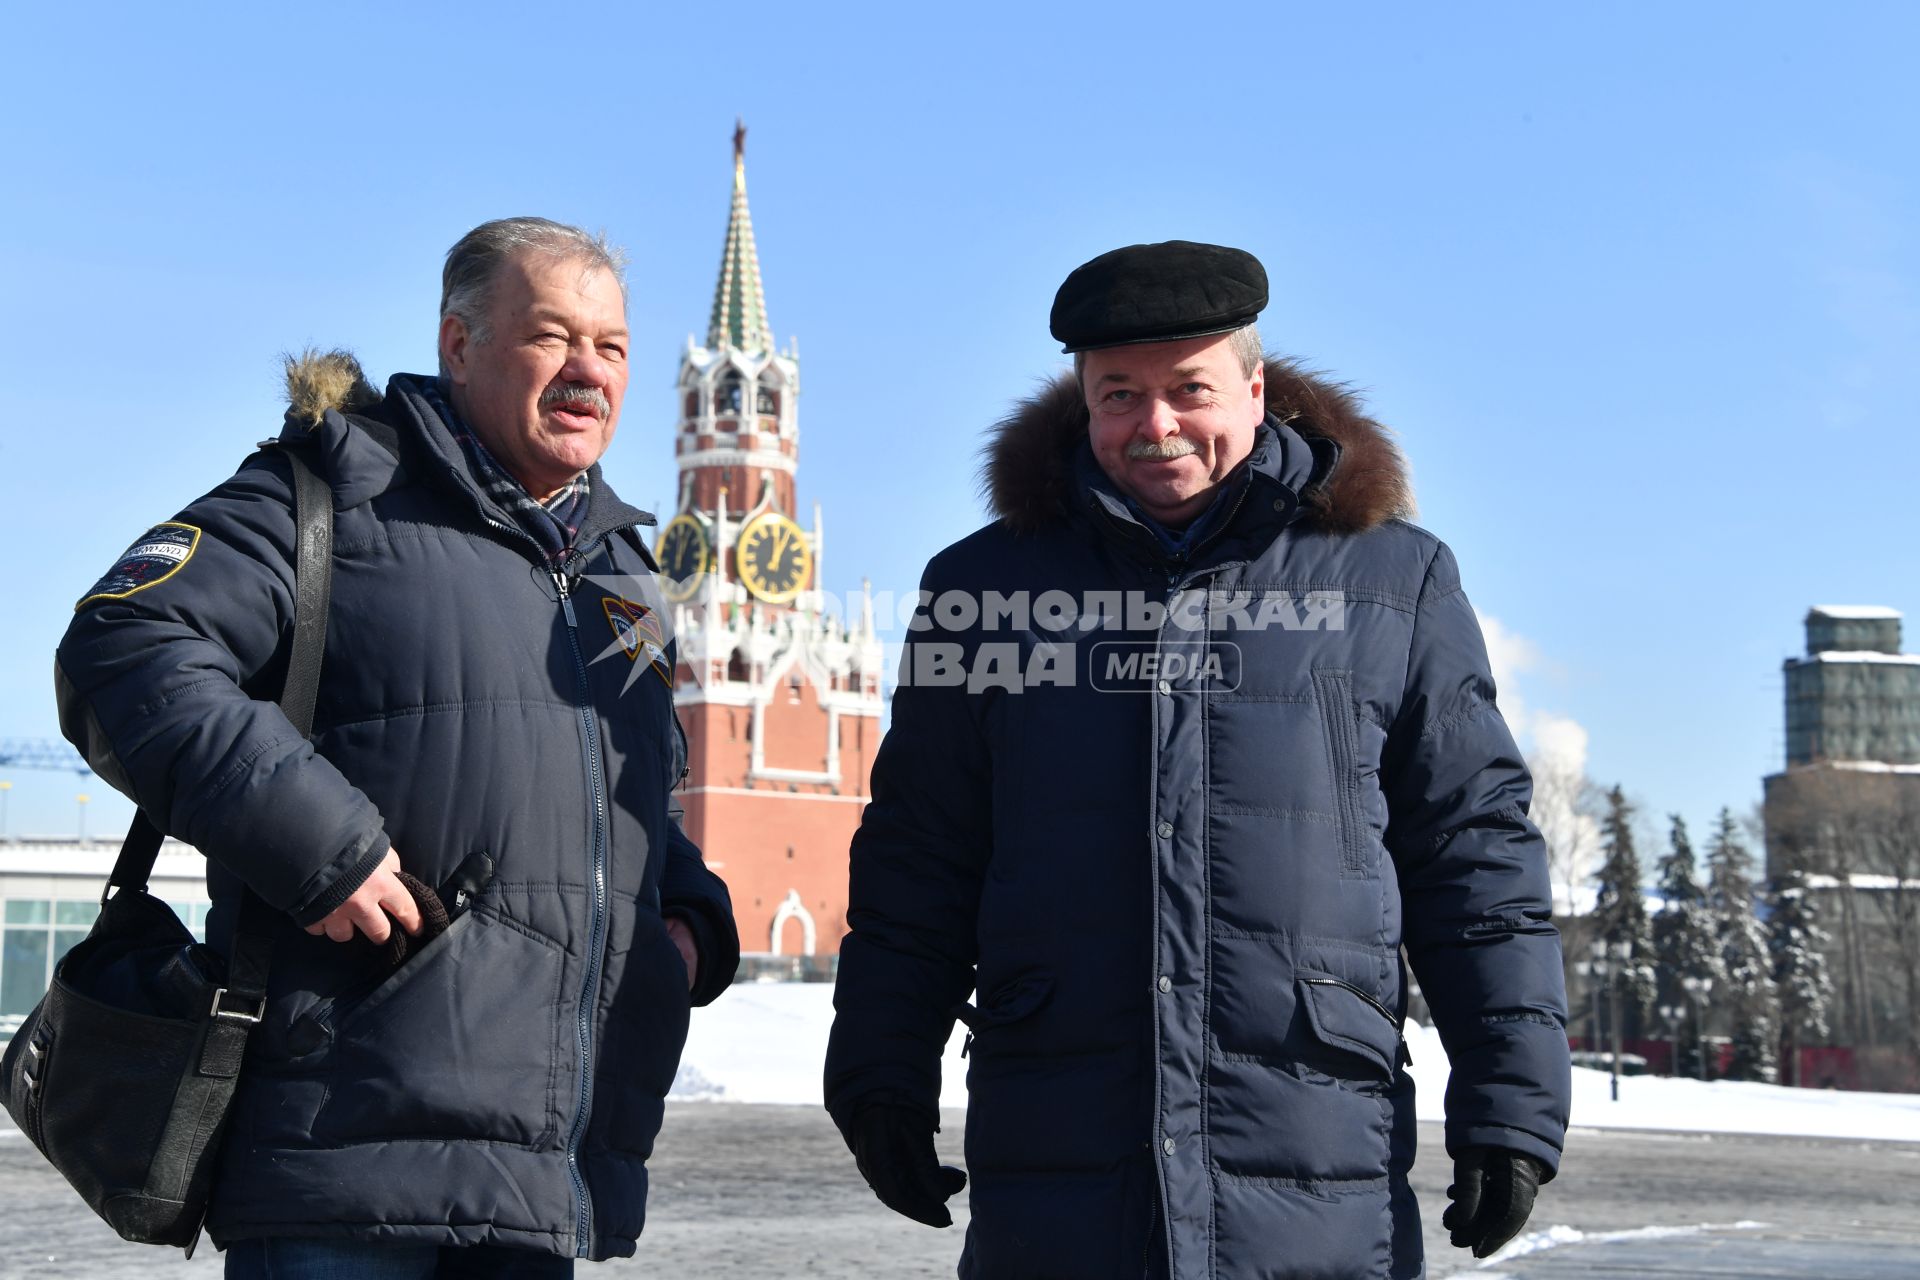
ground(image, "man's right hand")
xmin=305 ymin=847 xmax=423 ymax=944
xmin=849 ymin=1104 xmax=967 ymax=1228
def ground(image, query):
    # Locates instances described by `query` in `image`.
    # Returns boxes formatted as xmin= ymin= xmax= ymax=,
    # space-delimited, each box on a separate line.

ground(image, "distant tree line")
xmin=1537 ymin=776 xmax=1841 ymax=1086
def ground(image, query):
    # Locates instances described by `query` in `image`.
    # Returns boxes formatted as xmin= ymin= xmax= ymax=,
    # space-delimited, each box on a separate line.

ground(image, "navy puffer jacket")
xmin=55 ymin=355 xmax=738 ymax=1260
xmin=826 ymin=361 xmax=1570 ymax=1279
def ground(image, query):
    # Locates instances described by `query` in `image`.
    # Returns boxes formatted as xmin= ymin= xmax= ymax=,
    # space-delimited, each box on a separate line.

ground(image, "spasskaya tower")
xmin=656 ymin=123 xmax=884 ymax=965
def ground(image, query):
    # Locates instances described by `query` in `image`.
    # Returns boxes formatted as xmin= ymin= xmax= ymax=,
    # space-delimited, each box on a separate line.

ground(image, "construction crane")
xmin=0 ymin=739 xmax=92 ymax=776
xmin=0 ymin=739 xmax=95 ymax=841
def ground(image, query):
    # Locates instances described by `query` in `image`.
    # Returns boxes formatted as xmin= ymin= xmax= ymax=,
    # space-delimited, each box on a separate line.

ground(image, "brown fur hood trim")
xmin=284 ymin=347 xmax=383 ymax=428
xmin=979 ymin=357 xmax=1415 ymax=535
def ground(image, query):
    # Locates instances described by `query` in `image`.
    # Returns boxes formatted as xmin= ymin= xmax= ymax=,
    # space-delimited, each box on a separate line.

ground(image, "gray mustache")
xmin=1127 ymin=437 xmax=1197 ymax=460
xmin=539 ymin=383 xmax=611 ymax=418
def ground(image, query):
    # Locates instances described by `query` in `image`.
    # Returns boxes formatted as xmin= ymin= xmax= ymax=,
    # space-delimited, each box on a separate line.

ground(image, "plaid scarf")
xmin=408 ymin=376 xmax=590 ymax=568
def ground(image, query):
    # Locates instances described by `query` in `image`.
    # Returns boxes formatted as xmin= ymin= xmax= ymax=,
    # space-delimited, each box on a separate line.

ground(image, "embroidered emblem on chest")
xmin=601 ymin=596 xmax=673 ymax=688
xmin=77 ymin=522 xmax=202 ymax=610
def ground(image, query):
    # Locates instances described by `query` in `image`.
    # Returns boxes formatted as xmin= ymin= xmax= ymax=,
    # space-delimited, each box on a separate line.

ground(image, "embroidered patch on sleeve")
xmin=76 ymin=522 xmax=203 ymax=610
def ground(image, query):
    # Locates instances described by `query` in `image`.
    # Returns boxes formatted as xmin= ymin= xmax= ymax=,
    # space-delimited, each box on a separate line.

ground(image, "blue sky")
xmin=1 ymin=1 xmax=1915 ymax=849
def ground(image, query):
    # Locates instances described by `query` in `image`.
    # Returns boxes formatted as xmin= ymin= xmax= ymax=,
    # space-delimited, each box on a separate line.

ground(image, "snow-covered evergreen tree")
xmin=1706 ymin=807 xmax=1779 ymax=1083
xmin=1654 ymin=815 xmax=1726 ymax=1075
xmin=1768 ymin=866 xmax=1834 ymax=1086
xmin=1592 ymin=786 xmax=1657 ymax=1035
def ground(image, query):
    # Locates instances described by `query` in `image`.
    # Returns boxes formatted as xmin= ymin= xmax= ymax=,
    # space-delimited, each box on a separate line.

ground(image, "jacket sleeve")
xmin=54 ymin=451 xmax=390 ymax=925
xmin=1382 ymin=540 xmax=1571 ymax=1177
xmin=661 ymin=708 xmax=741 ymax=1006
xmin=823 ymin=559 xmax=990 ymax=1136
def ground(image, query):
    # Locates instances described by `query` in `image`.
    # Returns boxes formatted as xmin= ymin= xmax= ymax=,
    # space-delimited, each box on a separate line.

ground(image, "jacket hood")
xmin=284 ymin=348 xmax=384 ymax=427
xmin=980 ymin=357 xmax=1415 ymax=535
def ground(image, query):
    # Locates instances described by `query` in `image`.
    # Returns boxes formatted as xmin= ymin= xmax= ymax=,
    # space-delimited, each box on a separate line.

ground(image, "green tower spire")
xmin=707 ymin=119 xmax=773 ymax=353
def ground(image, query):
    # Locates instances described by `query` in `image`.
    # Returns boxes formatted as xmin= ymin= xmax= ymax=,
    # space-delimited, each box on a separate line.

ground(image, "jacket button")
xmin=1157 ymin=821 xmax=1174 ymax=839
xmin=1273 ymin=498 xmax=1288 ymax=513
xmin=1158 ymin=976 xmax=1173 ymax=994
xmin=1162 ymin=1137 xmax=1176 ymax=1156
xmin=1157 ymin=679 xmax=1172 ymax=695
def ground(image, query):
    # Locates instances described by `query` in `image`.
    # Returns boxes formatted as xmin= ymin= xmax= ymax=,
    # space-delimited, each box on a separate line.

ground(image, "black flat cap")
xmin=1050 ymin=240 xmax=1268 ymax=353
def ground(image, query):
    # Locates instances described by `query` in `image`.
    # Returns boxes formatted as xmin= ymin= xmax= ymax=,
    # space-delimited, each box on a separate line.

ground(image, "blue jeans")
xmin=223 ymin=1238 xmax=575 ymax=1279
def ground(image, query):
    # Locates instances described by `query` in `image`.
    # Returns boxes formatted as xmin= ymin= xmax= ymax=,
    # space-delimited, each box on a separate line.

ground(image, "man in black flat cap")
xmin=825 ymin=242 xmax=1571 ymax=1278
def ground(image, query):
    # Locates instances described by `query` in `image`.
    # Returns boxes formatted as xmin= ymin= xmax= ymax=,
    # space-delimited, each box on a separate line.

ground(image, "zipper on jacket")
xmin=555 ymin=567 xmax=612 ymax=1257
xmin=1301 ymin=976 xmax=1401 ymax=1028
xmin=1142 ymin=1162 xmax=1163 ymax=1278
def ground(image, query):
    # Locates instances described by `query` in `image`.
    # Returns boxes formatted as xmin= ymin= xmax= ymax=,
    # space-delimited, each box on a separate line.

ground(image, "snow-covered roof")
xmin=1805 ymin=872 xmax=1920 ymax=892
xmin=1801 ymin=650 xmax=1920 ymax=665
xmin=1809 ymin=605 xmax=1903 ymax=620
xmin=1830 ymin=760 xmax=1920 ymax=774
xmin=0 ymin=839 xmax=206 ymax=883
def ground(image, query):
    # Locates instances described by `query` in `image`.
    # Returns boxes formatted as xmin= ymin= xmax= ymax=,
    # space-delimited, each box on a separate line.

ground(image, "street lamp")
xmin=76 ymin=792 xmax=90 ymax=844
xmin=1606 ymin=941 xmax=1629 ymax=1101
xmin=1658 ymin=1002 xmax=1685 ymax=1077
xmin=1681 ymin=974 xmax=1714 ymax=1081
xmin=1579 ymin=940 xmax=1632 ymax=1101
xmin=0 ymin=779 xmax=11 ymax=841
xmin=1573 ymin=943 xmax=1604 ymax=1074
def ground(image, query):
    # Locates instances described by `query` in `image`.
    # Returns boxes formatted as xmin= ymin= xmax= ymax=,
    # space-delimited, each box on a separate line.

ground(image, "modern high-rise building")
xmin=658 ymin=125 xmax=884 ymax=963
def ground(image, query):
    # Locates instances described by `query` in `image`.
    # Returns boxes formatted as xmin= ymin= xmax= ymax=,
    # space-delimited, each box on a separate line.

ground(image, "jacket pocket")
xmin=1312 ymin=669 xmax=1368 ymax=878
xmin=954 ymin=971 xmax=1054 ymax=1032
xmin=313 ymin=906 xmax=567 ymax=1149
xmin=1297 ymin=974 xmax=1403 ymax=1082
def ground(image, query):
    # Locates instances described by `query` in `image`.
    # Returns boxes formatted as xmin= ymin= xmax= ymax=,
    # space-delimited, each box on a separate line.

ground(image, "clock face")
xmin=735 ymin=511 xmax=813 ymax=605
xmin=654 ymin=514 xmax=712 ymax=602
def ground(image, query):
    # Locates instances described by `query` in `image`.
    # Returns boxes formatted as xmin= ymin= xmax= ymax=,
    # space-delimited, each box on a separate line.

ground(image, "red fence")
xmin=1568 ymin=1037 xmax=1864 ymax=1089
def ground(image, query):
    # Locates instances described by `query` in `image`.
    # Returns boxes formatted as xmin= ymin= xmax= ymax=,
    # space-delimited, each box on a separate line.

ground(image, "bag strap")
xmin=279 ymin=443 xmax=335 ymax=739
xmin=105 ymin=441 xmax=335 ymax=1009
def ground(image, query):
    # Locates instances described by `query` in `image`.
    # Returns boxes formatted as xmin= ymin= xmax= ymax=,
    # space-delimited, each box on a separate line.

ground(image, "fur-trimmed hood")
xmin=283 ymin=347 xmax=383 ymax=427
xmin=980 ymin=357 xmax=1414 ymax=535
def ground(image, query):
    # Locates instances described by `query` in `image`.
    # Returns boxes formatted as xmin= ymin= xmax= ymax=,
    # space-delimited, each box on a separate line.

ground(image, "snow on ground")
xmin=1403 ymin=1020 xmax=1920 ymax=1143
xmin=1473 ymin=1221 xmax=1770 ymax=1275
xmin=679 ymin=983 xmax=1920 ymax=1143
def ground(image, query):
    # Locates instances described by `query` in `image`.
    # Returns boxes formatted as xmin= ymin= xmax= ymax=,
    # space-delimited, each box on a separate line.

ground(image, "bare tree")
xmin=1861 ymin=781 xmax=1920 ymax=1065
xmin=1529 ymin=750 xmax=1605 ymax=1032
xmin=1766 ymin=766 xmax=1920 ymax=1066
xmin=1531 ymin=750 xmax=1605 ymax=916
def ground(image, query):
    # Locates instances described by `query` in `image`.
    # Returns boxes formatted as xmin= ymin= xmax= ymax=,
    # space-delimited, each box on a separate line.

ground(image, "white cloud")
xmin=1478 ymin=610 xmax=1600 ymax=913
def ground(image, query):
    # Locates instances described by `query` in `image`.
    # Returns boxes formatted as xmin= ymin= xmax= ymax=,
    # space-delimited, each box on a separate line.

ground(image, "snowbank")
xmin=678 ymin=984 xmax=1920 ymax=1143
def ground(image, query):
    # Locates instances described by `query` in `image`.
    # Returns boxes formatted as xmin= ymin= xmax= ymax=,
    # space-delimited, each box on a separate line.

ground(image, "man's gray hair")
xmin=1073 ymin=323 xmax=1265 ymax=385
xmin=440 ymin=218 xmax=629 ymax=371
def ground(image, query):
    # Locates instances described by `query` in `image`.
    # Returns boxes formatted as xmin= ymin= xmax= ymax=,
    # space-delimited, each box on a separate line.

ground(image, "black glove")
xmin=1443 ymin=1146 xmax=1546 ymax=1258
xmin=849 ymin=1104 xmax=968 ymax=1228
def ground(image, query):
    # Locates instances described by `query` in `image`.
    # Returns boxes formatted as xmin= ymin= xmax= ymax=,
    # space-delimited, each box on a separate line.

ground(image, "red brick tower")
xmin=657 ymin=123 xmax=883 ymax=964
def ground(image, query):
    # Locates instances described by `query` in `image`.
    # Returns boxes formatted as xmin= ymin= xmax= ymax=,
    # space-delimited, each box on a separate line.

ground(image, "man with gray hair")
xmin=56 ymin=217 xmax=738 ymax=1277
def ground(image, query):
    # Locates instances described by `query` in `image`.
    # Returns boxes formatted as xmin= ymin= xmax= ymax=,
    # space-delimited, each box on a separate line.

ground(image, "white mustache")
xmin=1127 ymin=437 xmax=1196 ymax=460
xmin=540 ymin=383 xmax=611 ymax=419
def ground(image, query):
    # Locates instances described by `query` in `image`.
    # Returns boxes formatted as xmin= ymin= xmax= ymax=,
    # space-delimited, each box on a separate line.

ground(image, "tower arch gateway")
xmin=659 ymin=123 xmax=883 ymax=962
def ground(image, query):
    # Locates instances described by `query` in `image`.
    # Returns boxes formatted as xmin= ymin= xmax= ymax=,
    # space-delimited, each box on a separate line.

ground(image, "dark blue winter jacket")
xmin=54 ymin=354 xmax=739 ymax=1260
xmin=825 ymin=361 xmax=1571 ymax=1279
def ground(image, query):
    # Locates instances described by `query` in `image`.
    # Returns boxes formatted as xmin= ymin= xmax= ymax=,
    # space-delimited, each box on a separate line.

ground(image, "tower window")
xmin=756 ymin=385 xmax=779 ymax=415
xmin=718 ymin=373 xmax=745 ymax=414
